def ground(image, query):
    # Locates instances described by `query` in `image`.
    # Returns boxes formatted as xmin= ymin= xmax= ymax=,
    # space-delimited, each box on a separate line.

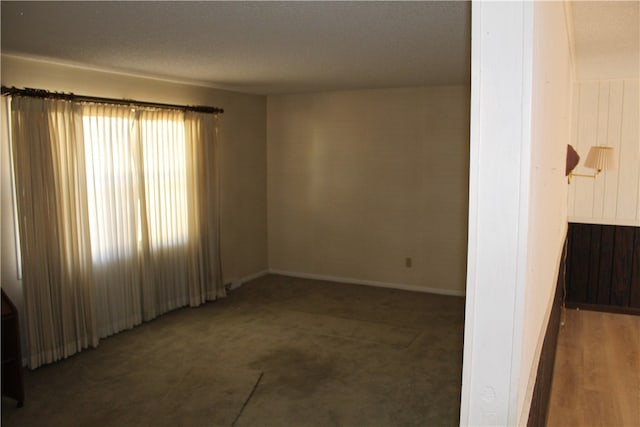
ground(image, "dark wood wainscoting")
xmin=566 ymin=222 xmax=640 ymax=315
xmin=527 ymin=235 xmax=565 ymax=427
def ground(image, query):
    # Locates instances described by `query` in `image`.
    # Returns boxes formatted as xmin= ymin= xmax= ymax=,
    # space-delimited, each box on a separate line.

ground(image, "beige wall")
xmin=267 ymin=86 xmax=470 ymax=295
xmin=1 ymin=55 xmax=268 ymax=303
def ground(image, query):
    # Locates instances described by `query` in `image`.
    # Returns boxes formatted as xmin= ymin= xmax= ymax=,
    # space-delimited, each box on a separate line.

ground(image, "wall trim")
xmin=268 ymin=269 xmax=466 ymax=297
xmin=227 ymin=270 xmax=269 ymax=291
xmin=564 ymin=302 xmax=640 ymax=316
xmin=461 ymin=2 xmax=536 ymax=425
xmin=568 ymin=216 xmax=640 ymax=227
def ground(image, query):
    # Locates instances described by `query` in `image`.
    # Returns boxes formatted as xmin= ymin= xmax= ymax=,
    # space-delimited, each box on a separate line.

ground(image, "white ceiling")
xmin=570 ymin=0 xmax=639 ymax=80
xmin=1 ymin=2 xmax=638 ymax=95
xmin=1 ymin=1 xmax=471 ymax=95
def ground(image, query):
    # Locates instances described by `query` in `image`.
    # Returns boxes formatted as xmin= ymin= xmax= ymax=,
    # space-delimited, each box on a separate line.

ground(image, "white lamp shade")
xmin=583 ymin=146 xmax=618 ymax=171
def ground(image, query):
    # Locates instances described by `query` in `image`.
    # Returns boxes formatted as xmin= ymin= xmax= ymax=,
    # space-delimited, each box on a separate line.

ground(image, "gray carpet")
xmin=1 ymin=274 xmax=465 ymax=427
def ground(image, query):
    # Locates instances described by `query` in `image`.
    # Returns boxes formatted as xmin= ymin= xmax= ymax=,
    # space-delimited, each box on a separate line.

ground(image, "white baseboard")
xmin=226 ymin=269 xmax=269 ymax=291
xmin=268 ymin=269 xmax=466 ymax=297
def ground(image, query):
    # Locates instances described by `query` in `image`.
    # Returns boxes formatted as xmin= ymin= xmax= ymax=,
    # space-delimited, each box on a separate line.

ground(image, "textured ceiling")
xmin=2 ymin=2 xmax=637 ymax=95
xmin=1 ymin=1 xmax=471 ymax=95
xmin=570 ymin=0 xmax=639 ymax=80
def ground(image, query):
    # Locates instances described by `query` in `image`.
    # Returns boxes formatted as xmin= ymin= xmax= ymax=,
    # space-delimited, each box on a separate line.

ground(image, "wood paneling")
xmin=612 ymin=228 xmax=634 ymax=306
xmin=596 ymin=226 xmax=615 ymax=306
xmin=568 ymin=80 xmax=640 ymax=226
xmin=566 ymin=222 xmax=640 ymax=314
xmin=567 ymin=223 xmax=590 ymax=303
xmin=586 ymin=225 xmax=600 ymax=302
xmin=527 ymin=235 xmax=565 ymax=427
xmin=632 ymin=228 xmax=640 ymax=309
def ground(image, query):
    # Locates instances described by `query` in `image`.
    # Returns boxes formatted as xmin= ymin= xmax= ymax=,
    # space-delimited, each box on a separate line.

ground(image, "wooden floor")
xmin=547 ymin=308 xmax=640 ymax=427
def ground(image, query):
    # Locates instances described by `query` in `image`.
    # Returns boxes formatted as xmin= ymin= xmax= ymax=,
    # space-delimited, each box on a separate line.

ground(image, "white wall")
xmin=518 ymin=1 xmax=575 ymax=423
xmin=568 ymin=79 xmax=640 ymax=226
xmin=1 ymin=55 xmax=268 ymax=319
xmin=461 ymin=2 xmax=573 ymax=425
xmin=267 ymin=86 xmax=470 ymax=295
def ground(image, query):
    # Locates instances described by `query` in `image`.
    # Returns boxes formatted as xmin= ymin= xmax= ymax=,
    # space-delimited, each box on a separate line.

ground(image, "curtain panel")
xmin=9 ymin=97 xmax=224 ymax=368
xmin=10 ymin=97 xmax=98 ymax=368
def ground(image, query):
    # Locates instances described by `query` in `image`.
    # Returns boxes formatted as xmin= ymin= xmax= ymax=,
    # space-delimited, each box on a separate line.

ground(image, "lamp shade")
xmin=583 ymin=146 xmax=618 ymax=172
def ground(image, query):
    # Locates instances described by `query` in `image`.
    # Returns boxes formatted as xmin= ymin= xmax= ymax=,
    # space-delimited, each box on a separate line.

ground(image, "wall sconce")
xmin=567 ymin=145 xmax=617 ymax=184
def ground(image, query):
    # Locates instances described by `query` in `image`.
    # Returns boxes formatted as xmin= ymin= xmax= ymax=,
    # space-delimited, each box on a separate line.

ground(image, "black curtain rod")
xmin=1 ymin=86 xmax=224 ymax=114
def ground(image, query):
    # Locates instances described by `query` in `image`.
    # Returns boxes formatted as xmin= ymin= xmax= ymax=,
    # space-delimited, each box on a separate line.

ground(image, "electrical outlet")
xmin=405 ymin=257 xmax=412 ymax=268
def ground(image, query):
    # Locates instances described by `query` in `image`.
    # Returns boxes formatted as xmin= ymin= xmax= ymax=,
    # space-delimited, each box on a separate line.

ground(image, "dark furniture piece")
xmin=2 ymin=289 xmax=24 ymax=407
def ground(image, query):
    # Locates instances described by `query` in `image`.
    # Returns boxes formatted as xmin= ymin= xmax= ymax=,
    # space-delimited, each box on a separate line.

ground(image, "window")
xmin=82 ymin=107 xmax=190 ymax=264
xmin=7 ymin=94 xmax=223 ymax=367
xmin=139 ymin=114 xmax=189 ymax=251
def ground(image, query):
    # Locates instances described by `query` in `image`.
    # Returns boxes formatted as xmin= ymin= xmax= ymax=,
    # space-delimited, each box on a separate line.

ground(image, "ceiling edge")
xmin=0 ymin=51 xmax=238 ymax=93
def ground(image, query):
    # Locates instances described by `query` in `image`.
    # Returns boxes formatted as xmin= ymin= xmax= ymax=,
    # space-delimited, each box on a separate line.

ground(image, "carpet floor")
xmin=1 ymin=274 xmax=465 ymax=427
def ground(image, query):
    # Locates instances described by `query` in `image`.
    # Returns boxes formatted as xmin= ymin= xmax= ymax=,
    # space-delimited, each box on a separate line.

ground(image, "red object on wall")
xmin=566 ymin=144 xmax=580 ymax=176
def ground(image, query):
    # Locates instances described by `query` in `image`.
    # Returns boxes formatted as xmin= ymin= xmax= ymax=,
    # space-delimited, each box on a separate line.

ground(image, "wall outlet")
xmin=405 ymin=257 xmax=412 ymax=268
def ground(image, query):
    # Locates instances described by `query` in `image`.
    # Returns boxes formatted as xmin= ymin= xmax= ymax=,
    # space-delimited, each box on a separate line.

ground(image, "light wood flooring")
xmin=547 ymin=308 xmax=640 ymax=427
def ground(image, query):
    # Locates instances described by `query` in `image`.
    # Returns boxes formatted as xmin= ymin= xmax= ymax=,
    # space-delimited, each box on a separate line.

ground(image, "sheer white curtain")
xmin=11 ymin=97 xmax=98 ymax=368
xmin=83 ymin=104 xmax=143 ymax=336
xmin=184 ymin=112 xmax=224 ymax=304
xmin=9 ymin=96 xmax=224 ymax=368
